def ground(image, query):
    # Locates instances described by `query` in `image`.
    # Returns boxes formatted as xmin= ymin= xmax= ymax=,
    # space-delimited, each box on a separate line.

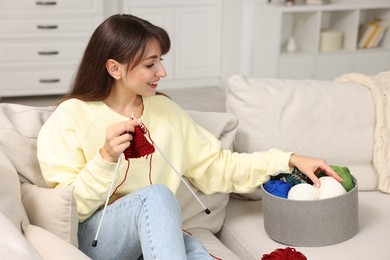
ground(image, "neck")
xmin=104 ymin=90 xmax=144 ymax=118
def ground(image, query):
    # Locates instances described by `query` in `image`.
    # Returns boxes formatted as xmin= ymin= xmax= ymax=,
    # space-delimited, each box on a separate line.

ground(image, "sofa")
xmin=1 ymin=71 xmax=390 ymax=260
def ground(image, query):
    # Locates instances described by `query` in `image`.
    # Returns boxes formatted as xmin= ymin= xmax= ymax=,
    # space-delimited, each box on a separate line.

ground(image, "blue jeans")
xmin=78 ymin=184 xmax=212 ymax=260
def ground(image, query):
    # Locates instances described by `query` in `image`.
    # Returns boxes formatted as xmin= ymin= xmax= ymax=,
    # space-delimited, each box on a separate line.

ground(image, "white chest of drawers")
xmin=0 ymin=0 xmax=103 ymax=97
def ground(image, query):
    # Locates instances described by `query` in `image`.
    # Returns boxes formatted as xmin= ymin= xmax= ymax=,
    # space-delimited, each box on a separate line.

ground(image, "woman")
xmin=37 ymin=14 xmax=342 ymax=260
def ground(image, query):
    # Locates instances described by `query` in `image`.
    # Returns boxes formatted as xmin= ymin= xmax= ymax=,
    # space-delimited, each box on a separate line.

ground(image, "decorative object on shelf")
xmin=285 ymin=0 xmax=295 ymax=6
xmin=268 ymin=0 xmax=300 ymax=5
xmin=286 ymin=36 xmax=298 ymax=53
xmin=306 ymin=0 xmax=330 ymax=4
xmin=358 ymin=18 xmax=389 ymax=49
xmin=320 ymin=28 xmax=344 ymax=52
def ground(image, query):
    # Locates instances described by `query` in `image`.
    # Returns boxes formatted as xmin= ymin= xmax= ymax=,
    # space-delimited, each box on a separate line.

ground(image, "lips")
xmin=147 ymin=81 xmax=158 ymax=88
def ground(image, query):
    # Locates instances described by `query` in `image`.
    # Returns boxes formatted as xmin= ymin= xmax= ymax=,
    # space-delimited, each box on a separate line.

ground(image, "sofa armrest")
xmin=0 ymin=212 xmax=42 ymax=260
xmin=24 ymin=224 xmax=90 ymax=260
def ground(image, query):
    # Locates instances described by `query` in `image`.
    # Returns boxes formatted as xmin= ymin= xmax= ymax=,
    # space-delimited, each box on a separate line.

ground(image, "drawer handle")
xmin=37 ymin=25 xmax=58 ymax=30
xmin=38 ymin=51 xmax=59 ymax=55
xmin=40 ymin=79 xmax=60 ymax=83
xmin=35 ymin=1 xmax=57 ymax=5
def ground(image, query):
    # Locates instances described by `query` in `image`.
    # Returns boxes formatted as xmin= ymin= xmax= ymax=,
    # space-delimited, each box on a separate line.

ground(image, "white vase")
xmin=286 ymin=37 xmax=298 ymax=53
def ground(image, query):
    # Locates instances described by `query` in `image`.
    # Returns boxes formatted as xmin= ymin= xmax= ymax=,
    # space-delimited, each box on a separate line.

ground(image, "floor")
xmin=0 ymin=86 xmax=227 ymax=112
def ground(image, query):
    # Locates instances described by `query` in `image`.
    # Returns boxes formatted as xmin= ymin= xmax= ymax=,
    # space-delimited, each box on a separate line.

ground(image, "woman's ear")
xmin=106 ymin=59 xmax=122 ymax=79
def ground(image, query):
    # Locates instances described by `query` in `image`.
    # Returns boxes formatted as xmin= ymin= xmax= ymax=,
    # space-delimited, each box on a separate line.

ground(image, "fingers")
xmin=308 ymin=162 xmax=344 ymax=187
xmin=306 ymin=171 xmax=321 ymax=188
xmin=317 ymin=164 xmax=344 ymax=182
xmin=289 ymin=154 xmax=344 ymax=188
xmin=101 ymin=120 xmax=140 ymax=162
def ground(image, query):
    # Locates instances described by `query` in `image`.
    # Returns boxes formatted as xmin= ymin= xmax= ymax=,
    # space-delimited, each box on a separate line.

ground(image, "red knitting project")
xmin=110 ymin=124 xmax=156 ymax=203
xmin=123 ymin=125 xmax=155 ymax=159
xmin=261 ymin=247 xmax=307 ymax=260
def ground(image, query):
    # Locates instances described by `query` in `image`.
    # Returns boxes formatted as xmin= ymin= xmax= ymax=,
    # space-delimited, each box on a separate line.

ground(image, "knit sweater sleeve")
xmin=37 ymin=101 xmax=119 ymax=222
xmin=181 ymin=112 xmax=293 ymax=194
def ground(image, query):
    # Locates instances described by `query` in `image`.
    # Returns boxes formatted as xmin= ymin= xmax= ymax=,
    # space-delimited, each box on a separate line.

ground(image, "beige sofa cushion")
xmin=186 ymin=228 xmax=240 ymax=260
xmin=226 ymin=75 xmax=378 ymax=191
xmin=21 ymin=183 xmax=79 ymax=247
xmin=179 ymin=110 xmax=237 ymax=233
xmin=0 ymin=104 xmax=53 ymax=187
xmin=221 ymin=192 xmax=390 ymax=260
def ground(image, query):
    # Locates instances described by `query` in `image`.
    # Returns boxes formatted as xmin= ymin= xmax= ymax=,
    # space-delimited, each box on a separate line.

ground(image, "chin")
xmin=143 ymin=89 xmax=157 ymax=97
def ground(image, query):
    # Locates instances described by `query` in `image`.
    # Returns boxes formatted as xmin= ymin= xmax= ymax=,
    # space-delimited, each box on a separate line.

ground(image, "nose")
xmin=156 ymin=62 xmax=167 ymax=78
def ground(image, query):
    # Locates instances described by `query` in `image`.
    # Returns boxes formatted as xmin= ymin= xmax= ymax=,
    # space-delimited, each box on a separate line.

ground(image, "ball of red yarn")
xmin=123 ymin=125 xmax=155 ymax=159
xmin=262 ymin=247 xmax=307 ymax=260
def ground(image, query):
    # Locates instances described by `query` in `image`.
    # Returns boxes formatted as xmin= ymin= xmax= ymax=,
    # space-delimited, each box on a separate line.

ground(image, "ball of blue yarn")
xmin=263 ymin=180 xmax=292 ymax=198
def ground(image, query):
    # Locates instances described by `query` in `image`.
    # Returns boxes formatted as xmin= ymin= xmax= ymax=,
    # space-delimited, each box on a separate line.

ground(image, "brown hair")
xmin=60 ymin=14 xmax=170 ymax=103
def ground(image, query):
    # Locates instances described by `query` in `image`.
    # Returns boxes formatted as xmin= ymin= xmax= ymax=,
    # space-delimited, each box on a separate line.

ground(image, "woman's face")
xmin=119 ymin=40 xmax=167 ymax=97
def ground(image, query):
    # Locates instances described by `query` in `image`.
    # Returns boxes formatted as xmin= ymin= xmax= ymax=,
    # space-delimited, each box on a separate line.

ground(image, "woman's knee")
xmin=140 ymin=185 xmax=181 ymax=214
xmin=142 ymin=185 xmax=177 ymax=204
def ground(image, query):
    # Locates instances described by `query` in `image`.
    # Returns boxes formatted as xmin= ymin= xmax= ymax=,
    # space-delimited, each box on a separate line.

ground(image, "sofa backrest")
xmin=225 ymin=75 xmax=378 ymax=191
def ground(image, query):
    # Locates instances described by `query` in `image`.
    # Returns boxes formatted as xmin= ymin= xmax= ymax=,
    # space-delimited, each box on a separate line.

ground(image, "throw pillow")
xmin=20 ymin=183 xmax=78 ymax=247
xmin=178 ymin=110 xmax=237 ymax=233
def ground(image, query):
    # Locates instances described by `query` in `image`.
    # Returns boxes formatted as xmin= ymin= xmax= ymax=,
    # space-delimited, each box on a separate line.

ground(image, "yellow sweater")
xmin=37 ymin=95 xmax=292 ymax=222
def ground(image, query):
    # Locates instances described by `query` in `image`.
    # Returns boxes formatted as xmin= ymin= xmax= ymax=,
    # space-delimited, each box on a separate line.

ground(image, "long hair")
xmin=60 ymin=14 xmax=170 ymax=103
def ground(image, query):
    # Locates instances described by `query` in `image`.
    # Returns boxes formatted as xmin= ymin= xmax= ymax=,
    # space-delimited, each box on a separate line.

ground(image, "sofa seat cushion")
xmin=185 ymin=228 xmax=241 ymax=260
xmin=220 ymin=193 xmax=390 ymax=260
xmin=226 ymin=75 xmax=377 ymax=191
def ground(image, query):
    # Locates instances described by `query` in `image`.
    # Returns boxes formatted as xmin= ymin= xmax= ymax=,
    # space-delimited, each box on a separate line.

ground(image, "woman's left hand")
xmin=288 ymin=154 xmax=343 ymax=187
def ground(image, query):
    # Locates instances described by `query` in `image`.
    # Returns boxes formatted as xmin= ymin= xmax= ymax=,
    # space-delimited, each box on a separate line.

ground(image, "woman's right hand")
xmin=100 ymin=119 xmax=140 ymax=162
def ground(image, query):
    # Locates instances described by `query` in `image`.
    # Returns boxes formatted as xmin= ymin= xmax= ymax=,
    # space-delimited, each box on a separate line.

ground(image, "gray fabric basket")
xmin=261 ymin=178 xmax=359 ymax=247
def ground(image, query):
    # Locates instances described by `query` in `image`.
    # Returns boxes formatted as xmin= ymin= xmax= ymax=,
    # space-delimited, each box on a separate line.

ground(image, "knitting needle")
xmin=93 ymin=117 xmax=210 ymax=247
xmin=143 ymin=134 xmax=210 ymax=215
xmin=92 ymin=156 xmax=122 ymax=247
xmin=130 ymin=114 xmax=209 ymax=214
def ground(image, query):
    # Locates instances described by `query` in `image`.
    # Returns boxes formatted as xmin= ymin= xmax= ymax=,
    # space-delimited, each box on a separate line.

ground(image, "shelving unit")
xmin=252 ymin=0 xmax=390 ymax=80
xmin=0 ymin=0 xmax=104 ymax=97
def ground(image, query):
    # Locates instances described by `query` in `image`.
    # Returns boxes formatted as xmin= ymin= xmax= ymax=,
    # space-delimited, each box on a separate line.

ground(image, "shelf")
xmin=253 ymin=0 xmax=390 ymax=80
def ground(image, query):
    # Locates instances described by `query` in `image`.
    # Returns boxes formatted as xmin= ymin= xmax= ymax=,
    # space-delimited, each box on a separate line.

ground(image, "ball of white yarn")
xmin=288 ymin=183 xmax=319 ymax=200
xmin=317 ymin=176 xmax=346 ymax=199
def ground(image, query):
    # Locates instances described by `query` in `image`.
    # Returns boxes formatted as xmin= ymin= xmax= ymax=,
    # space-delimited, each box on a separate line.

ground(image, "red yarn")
xmin=123 ymin=125 xmax=155 ymax=159
xmin=262 ymin=247 xmax=307 ymax=260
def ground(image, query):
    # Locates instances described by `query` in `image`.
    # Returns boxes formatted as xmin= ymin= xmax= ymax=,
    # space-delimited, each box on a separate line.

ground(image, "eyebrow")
xmin=144 ymin=54 xmax=159 ymax=61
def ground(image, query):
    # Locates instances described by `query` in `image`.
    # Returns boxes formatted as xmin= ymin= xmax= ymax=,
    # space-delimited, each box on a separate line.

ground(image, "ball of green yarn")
xmin=331 ymin=165 xmax=355 ymax=192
